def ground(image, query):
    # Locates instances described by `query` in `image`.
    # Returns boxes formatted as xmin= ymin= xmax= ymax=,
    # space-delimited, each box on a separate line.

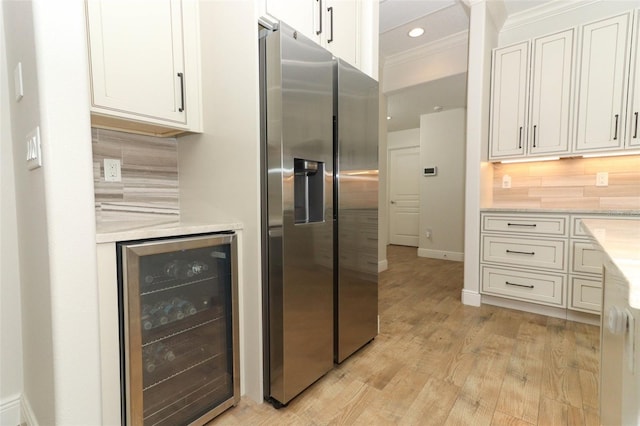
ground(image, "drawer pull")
xmin=506 ymin=249 xmax=535 ymax=255
xmin=506 ymin=281 xmax=534 ymax=289
xmin=507 ymin=223 xmax=537 ymax=227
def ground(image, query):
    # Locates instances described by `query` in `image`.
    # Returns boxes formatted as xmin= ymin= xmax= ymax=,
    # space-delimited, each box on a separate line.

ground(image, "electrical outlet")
xmin=425 ymin=229 xmax=432 ymax=239
xmin=596 ymin=172 xmax=608 ymax=187
xmin=104 ymin=159 xmax=121 ymax=182
xmin=502 ymin=174 xmax=512 ymax=189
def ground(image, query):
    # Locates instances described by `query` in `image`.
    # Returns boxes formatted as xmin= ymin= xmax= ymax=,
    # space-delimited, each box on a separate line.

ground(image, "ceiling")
xmin=380 ymin=0 xmax=552 ymax=132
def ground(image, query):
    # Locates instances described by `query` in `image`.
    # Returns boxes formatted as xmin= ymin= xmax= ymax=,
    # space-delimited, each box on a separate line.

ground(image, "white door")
xmin=575 ymin=13 xmax=631 ymax=153
xmin=489 ymin=41 xmax=529 ymax=160
xmin=529 ymin=29 xmax=574 ymax=156
xmin=388 ymin=147 xmax=420 ymax=247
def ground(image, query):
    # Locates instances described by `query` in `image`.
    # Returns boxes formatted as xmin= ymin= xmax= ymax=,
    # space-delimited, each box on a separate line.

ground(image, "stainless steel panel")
xmin=335 ymin=59 xmax=379 ymax=363
xmin=263 ymin=23 xmax=334 ymax=405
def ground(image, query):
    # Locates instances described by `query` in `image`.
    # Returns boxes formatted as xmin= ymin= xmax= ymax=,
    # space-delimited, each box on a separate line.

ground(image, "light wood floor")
xmin=211 ymin=245 xmax=601 ymax=425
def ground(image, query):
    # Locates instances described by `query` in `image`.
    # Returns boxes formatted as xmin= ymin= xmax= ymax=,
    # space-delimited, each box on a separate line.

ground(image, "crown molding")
xmin=384 ymin=30 xmax=469 ymax=68
xmin=501 ymin=0 xmax=601 ymax=32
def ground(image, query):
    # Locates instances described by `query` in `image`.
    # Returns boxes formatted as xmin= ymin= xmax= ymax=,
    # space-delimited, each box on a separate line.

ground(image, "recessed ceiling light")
xmin=408 ymin=27 xmax=425 ymax=38
xmin=387 ymin=116 xmax=392 ymax=120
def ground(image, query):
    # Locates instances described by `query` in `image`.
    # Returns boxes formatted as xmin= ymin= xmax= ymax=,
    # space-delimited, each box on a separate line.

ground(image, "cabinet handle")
xmin=177 ymin=72 xmax=185 ymax=113
xmin=327 ymin=6 xmax=334 ymax=43
xmin=316 ymin=0 xmax=323 ymax=35
xmin=614 ymin=114 xmax=619 ymax=140
xmin=506 ymin=281 xmax=535 ymax=289
xmin=518 ymin=126 xmax=523 ymax=149
xmin=505 ymin=249 xmax=535 ymax=255
xmin=634 ymin=112 xmax=638 ymax=139
xmin=532 ymin=125 xmax=537 ymax=147
xmin=507 ymin=223 xmax=537 ymax=227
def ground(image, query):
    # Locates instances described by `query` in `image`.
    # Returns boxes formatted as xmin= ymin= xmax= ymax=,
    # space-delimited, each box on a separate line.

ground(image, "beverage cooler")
xmin=117 ymin=233 xmax=239 ymax=425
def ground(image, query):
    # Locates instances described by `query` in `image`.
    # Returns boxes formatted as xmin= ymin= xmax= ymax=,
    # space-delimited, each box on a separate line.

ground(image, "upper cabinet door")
xmin=489 ymin=42 xmax=529 ymax=160
xmin=529 ymin=29 xmax=574 ymax=156
xmin=575 ymin=13 xmax=631 ymax=153
xmin=265 ymin=0 xmax=319 ymax=42
xmin=88 ymin=0 xmax=186 ymax=124
xmin=626 ymin=10 xmax=640 ymax=148
xmin=323 ymin=0 xmax=360 ymax=69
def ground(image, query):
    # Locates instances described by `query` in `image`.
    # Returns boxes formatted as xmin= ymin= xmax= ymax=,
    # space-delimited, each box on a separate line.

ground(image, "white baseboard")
xmin=21 ymin=395 xmax=37 ymax=426
xmin=461 ymin=289 xmax=481 ymax=306
xmin=417 ymin=248 xmax=464 ymax=262
xmin=378 ymin=259 xmax=388 ymax=272
xmin=1 ymin=394 xmax=21 ymax=426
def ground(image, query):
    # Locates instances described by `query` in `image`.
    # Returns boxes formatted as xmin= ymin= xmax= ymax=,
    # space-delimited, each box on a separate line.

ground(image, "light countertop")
xmin=481 ymin=208 xmax=640 ymax=216
xmin=96 ymin=220 xmax=243 ymax=243
xmin=581 ymin=218 xmax=640 ymax=309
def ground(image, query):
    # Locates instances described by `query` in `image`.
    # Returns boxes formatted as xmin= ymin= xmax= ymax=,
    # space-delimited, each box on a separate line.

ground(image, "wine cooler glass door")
xmin=120 ymin=234 xmax=239 ymax=426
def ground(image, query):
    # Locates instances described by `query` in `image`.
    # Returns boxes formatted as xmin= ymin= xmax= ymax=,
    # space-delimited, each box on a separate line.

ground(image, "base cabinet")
xmin=480 ymin=211 xmax=621 ymax=317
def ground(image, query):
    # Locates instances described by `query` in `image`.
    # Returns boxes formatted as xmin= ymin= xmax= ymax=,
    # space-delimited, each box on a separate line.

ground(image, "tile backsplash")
xmin=92 ymin=128 xmax=180 ymax=225
xmin=492 ymin=155 xmax=640 ymax=210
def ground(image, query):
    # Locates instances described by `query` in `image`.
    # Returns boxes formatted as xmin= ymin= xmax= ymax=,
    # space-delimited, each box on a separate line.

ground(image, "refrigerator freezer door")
xmin=262 ymin=23 xmax=335 ymax=405
xmin=335 ymin=59 xmax=379 ymax=363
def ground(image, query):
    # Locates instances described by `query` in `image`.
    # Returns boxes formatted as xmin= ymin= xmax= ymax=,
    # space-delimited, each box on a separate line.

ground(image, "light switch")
xmin=14 ymin=62 xmax=24 ymax=102
xmin=26 ymin=126 xmax=42 ymax=170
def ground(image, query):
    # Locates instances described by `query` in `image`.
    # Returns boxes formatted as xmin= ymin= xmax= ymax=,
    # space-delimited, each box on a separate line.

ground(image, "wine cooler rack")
xmin=118 ymin=233 xmax=239 ymax=425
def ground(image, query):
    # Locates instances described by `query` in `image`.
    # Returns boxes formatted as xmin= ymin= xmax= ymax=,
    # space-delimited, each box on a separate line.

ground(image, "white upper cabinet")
xmin=86 ymin=0 xmax=202 ymax=135
xmin=264 ymin=0 xmax=318 ymax=42
xmin=489 ymin=42 xmax=529 ymax=159
xmin=261 ymin=0 xmax=374 ymax=77
xmin=489 ymin=30 xmax=574 ymax=160
xmin=626 ymin=10 xmax=640 ymax=148
xmin=529 ymin=29 xmax=574 ymax=156
xmin=322 ymin=0 xmax=360 ymax=69
xmin=575 ymin=13 xmax=631 ymax=153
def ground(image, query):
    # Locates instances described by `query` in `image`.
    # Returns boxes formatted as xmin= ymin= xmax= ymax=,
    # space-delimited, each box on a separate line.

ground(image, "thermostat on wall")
xmin=423 ymin=166 xmax=437 ymax=176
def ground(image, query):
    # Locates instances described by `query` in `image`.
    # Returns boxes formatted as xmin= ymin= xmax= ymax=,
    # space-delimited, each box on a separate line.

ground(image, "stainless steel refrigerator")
xmin=260 ymin=22 xmax=378 ymax=407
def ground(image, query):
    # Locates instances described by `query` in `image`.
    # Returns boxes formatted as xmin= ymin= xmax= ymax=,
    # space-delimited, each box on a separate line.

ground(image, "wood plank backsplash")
xmin=92 ymin=128 xmax=180 ymax=224
xmin=492 ymin=155 xmax=640 ymax=210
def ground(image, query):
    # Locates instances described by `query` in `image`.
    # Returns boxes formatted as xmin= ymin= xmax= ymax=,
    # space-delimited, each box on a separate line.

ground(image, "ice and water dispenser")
xmin=294 ymin=158 xmax=325 ymax=224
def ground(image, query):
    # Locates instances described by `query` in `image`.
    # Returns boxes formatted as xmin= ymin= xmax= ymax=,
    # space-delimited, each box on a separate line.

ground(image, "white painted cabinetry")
xmin=489 ymin=42 xmax=529 ymax=159
xmin=575 ymin=13 xmax=631 ymax=153
xmin=626 ymin=10 xmax=640 ymax=148
xmin=86 ymin=0 xmax=202 ymax=136
xmin=260 ymin=0 xmax=374 ymax=77
xmin=480 ymin=213 xmax=568 ymax=307
xmin=489 ymin=29 xmax=574 ymax=160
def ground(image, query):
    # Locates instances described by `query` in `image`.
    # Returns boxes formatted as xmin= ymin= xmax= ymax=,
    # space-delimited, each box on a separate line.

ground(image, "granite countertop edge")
xmin=96 ymin=220 xmax=243 ymax=244
xmin=480 ymin=208 xmax=640 ymax=215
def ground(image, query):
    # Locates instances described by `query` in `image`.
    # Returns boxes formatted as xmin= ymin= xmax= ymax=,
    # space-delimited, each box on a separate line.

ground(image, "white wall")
xmin=462 ymin=0 xmax=501 ymax=307
xmin=3 ymin=0 xmax=101 ymax=424
xmin=177 ymin=0 xmax=263 ymax=402
xmin=387 ymin=128 xmax=419 ymax=149
xmin=383 ymin=31 xmax=468 ymax=94
xmin=0 ymin=3 xmax=24 ymax=424
xmin=418 ymin=109 xmax=466 ymax=261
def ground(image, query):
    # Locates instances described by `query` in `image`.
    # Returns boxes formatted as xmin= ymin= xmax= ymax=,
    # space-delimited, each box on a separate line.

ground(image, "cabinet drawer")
xmin=569 ymin=275 xmax=602 ymax=313
xmin=571 ymin=241 xmax=603 ymax=275
xmin=571 ymin=215 xmax=634 ymax=238
xmin=482 ymin=214 xmax=567 ymax=236
xmin=481 ymin=266 xmax=565 ymax=307
xmin=481 ymin=235 xmax=566 ymax=270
